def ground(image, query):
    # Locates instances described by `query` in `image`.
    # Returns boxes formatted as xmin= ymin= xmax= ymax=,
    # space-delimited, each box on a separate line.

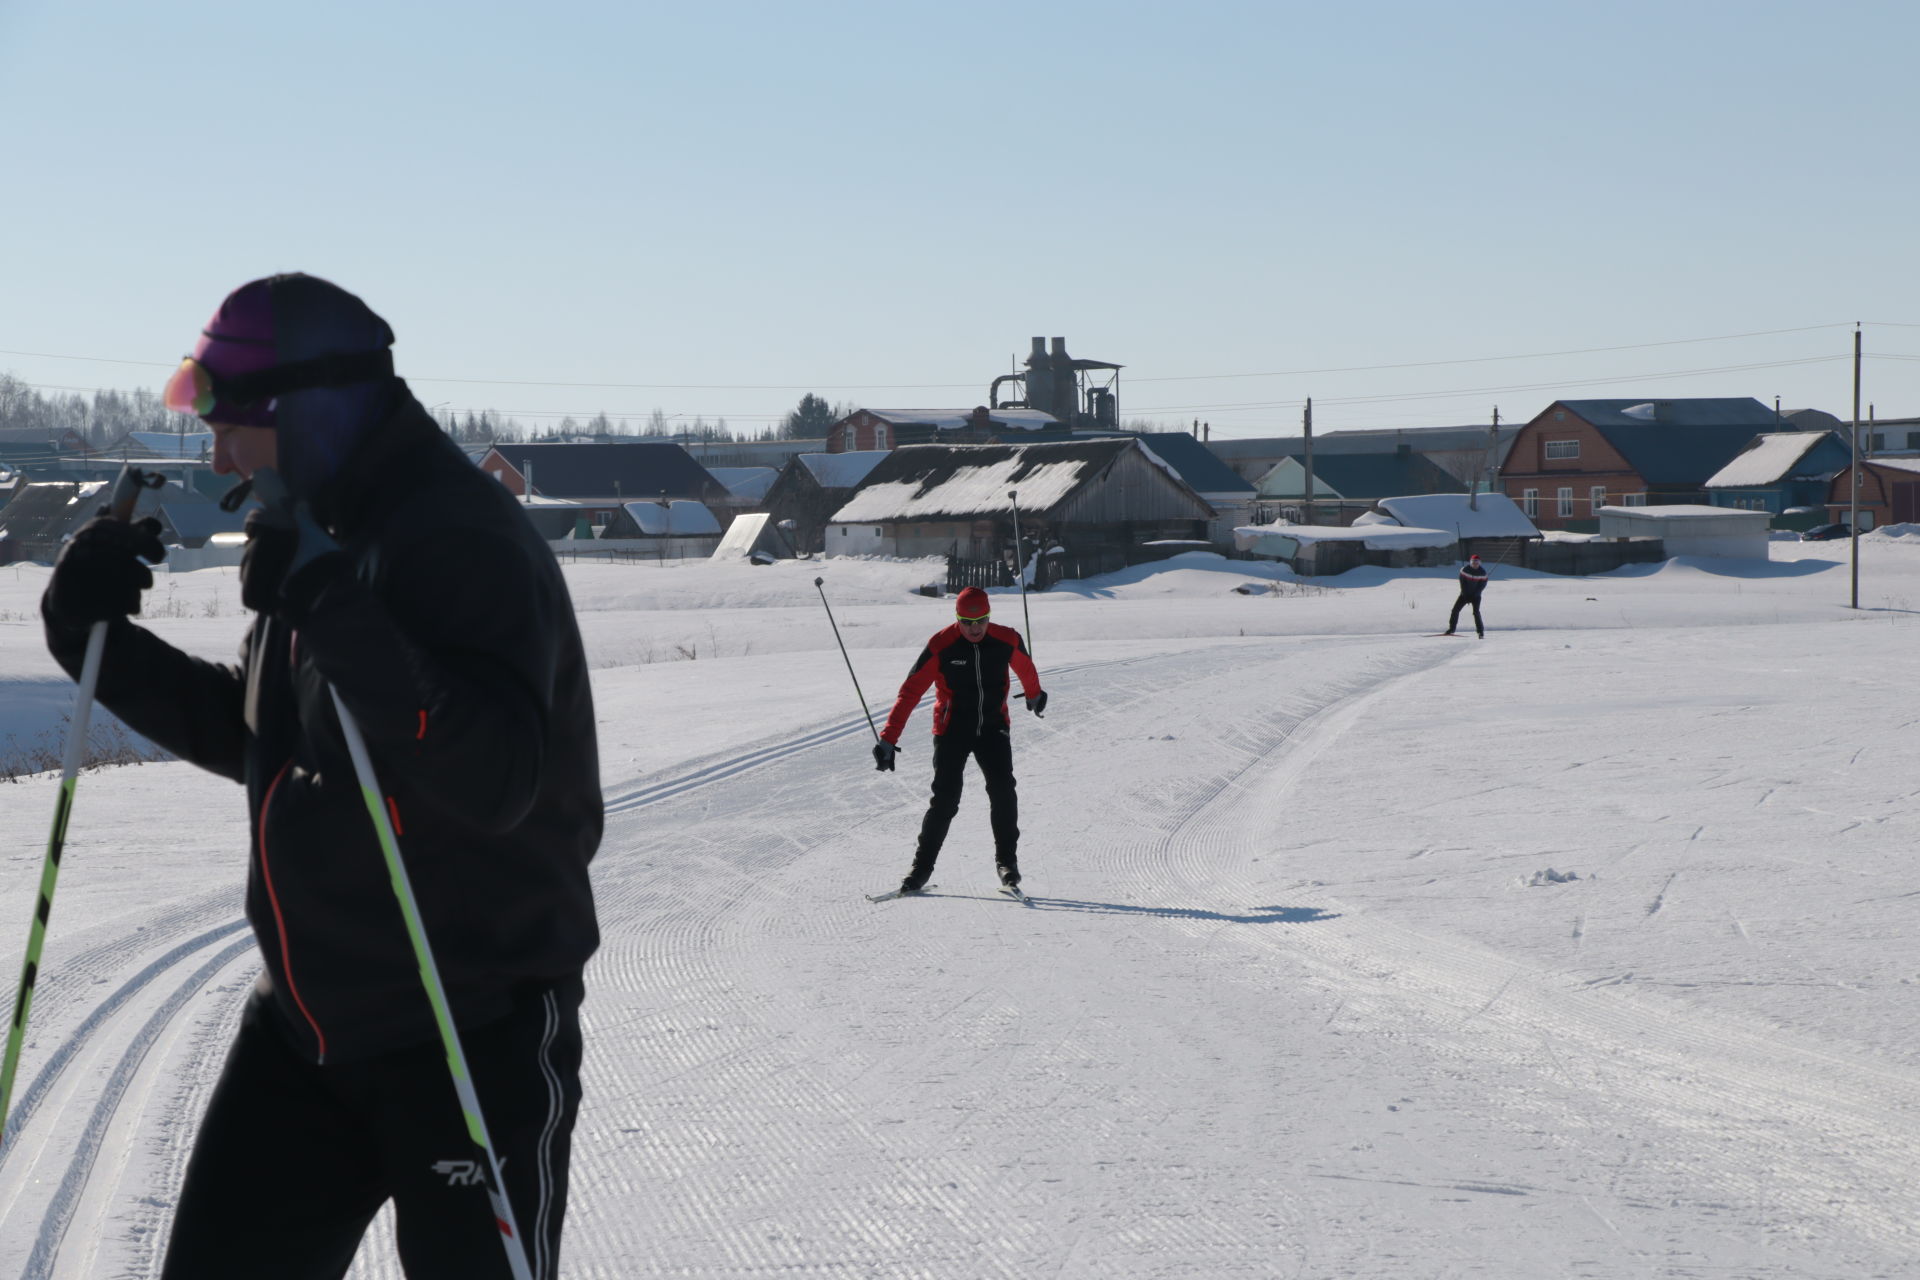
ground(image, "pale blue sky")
xmin=3 ymin=0 xmax=1916 ymax=438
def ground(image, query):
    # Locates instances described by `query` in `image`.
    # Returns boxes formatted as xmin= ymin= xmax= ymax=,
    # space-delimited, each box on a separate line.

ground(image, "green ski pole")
xmin=330 ymin=686 xmax=535 ymax=1280
xmin=2 ymin=465 xmax=163 ymax=1149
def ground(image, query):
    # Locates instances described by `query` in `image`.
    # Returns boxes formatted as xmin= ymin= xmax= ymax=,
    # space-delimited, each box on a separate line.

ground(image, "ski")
xmin=866 ymin=884 xmax=936 ymax=903
xmin=998 ymin=884 xmax=1032 ymax=904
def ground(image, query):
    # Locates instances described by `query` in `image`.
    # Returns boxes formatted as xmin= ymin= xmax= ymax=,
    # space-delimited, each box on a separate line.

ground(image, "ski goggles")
xmin=161 ymin=348 xmax=397 ymax=419
xmin=957 ymin=611 xmax=991 ymax=624
xmin=161 ymin=357 xmax=223 ymax=417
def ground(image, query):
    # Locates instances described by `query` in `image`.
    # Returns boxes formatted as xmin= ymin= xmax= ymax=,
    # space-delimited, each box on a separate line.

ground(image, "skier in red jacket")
xmin=874 ymin=586 xmax=1046 ymax=894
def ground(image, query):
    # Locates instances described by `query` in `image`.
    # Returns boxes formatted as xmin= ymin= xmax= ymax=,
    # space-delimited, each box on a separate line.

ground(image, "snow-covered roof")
xmin=704 ymin=467 xmax=778 ymax=502
xmin=798 ymin=451 xmax=888 ymax=489
xmin=622 ymin=500 xmax=723 ymax=536
xmin=1866 ymin=456 xmax=1920 ymax=476
xmin=1705 ymin=433 xmax=1831 ymax=488
xmin=862 ymin=407 xmax=1059 ymax=431
xmin=1373 ymin=493 xmax=1539 ymax=539
xmin=830 ymin=439 xmax=1169 ymax=524
xmin=1596 ymin=504 xmax=1767 ymax=520
xmin=126 ymin=431 xmax=213 ymax=458
xmin=1232 ymin=520 xmax=1455 ymax=554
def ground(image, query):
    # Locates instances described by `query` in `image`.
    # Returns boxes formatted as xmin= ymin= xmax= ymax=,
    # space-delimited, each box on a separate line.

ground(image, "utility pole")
xmin=1850 ymin=324 xmax=1861 ymax=609
xmin=1473 ymin=406 xmax=1499 ymax=511
xmin=1301 ymin=398 xmax=1314 ymax=525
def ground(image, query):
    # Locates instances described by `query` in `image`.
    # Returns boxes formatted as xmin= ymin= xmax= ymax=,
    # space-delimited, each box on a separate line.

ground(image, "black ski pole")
xmin=3 ymin=465 xmax=162 ymax=1149
xmin=1007 ymin=489 xmax=1035 ymax=660
xmin=813 ymin=577 xmax=880 ymax=741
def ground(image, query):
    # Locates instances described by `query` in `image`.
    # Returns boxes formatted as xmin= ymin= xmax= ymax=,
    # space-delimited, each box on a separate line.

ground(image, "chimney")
xmin=1049 ymin=336 xmax=1075 ymax=425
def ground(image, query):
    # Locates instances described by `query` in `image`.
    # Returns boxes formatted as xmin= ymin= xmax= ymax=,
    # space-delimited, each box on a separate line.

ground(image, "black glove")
xmin=872 ymin=741 xmax=897 ymax=771
xmin=46 ymin=514 xmax=167 ymax=626
xmin=1026 ymin=690 xmax=1048 ymax=718
xmin=241 ymin=468 xmax=345 ymax=616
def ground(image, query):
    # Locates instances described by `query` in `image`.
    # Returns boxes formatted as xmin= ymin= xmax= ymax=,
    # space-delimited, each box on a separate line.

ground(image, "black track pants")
xmin=1448 ymin=592 xmax=1484 ymax=636
xmin=160 ymin=976 xmax=584 ymax=1280
xmin=911 ymin=727 xmax=1020 ymax=878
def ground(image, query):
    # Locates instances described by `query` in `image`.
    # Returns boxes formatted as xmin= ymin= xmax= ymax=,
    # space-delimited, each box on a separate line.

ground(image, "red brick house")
xmin=825 ymin=406 xmax=1057 ymax=453
xmin=1823 ymin=457 xmax=1920 ymax=531
xmin=1501 ymin=398 xmax=1788 ymax=531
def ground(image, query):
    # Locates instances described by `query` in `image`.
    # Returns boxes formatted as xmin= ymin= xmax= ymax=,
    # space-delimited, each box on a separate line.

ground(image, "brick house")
xmin=1501 ymin=398 xmax=1789 ymax=532
xmin=1823 ymin=457 xmax=1920 ymax=531
xmin=825 ymin=406 xmax=1057 ymax=453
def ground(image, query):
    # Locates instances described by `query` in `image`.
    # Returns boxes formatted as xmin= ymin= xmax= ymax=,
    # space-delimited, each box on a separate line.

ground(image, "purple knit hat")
xmin=167 ymin=274 xmax=399 ymax=495
xmin=187 ymin=279 xmax=282 ymax=427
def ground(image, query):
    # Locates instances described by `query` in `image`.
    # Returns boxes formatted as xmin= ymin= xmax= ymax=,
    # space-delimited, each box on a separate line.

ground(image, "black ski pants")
xmin=911 ymin=726 xmax=1020 ymax=880
xmin=1448 ymin=591 xmax=1484 ymax=637
xmin=160 ymin=974 xmax=584 ymax=1280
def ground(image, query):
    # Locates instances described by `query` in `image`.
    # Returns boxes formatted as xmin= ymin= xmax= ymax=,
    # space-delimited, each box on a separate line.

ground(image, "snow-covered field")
xmin=2 ymin=537 xmax=1918 ymax=1278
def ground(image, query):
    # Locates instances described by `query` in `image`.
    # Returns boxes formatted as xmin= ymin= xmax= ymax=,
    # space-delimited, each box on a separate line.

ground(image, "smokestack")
xmin=1024 ymin=336 xmax=1052 ymax=415
xmin=1049 ymin=337 xmax=1076 ymax=425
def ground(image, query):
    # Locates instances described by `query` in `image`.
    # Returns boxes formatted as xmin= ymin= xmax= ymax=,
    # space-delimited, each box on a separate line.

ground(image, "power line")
xmin=0 ymin=320 xmax=1899 ymax=393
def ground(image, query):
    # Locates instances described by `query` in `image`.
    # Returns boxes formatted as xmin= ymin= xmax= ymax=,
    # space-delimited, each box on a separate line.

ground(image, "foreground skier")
xmin=872 ymin=586 xmax=1046 ymax=897
xmin=42 ymin=274 xmax=600 ymax=1279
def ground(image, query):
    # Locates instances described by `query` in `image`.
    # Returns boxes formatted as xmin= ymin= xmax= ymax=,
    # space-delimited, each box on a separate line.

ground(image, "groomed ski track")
xmin=3 ymin=631 xmax=1918 ymax=1276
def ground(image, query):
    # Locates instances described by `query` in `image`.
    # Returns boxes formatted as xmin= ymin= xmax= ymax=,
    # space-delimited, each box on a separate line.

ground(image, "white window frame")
xmin=1623 ymin=492 xmax=1647 ymax=506
xmin=1557 ymin=487 xmax=1574 ymax=517
xmin=1522 ymin=488 xmax=1538 ymax=517
xmin=1545 ymin=440 xmax=1580 ymax=460
xmin=1590 ymin=485 xmax=1607 ymax=513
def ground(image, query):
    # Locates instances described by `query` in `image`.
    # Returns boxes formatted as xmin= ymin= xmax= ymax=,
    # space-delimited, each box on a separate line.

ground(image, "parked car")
xmin=1801 ymin=523 xmax=1853 ymax=541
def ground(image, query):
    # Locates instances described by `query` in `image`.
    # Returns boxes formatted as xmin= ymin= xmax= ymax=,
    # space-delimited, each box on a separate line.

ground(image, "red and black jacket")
xmin=881 ymin=621 xmax=1042 ymax=743
xmin=1457 ymin=562 xmax=1489 ymax=598
xmin=44 ymin=393 xmax=601 ymax=1065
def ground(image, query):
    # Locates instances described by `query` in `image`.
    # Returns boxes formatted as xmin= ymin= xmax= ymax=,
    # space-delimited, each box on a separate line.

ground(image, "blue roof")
xmin=1126 ymin=433 xmax=1255 ymax=495
xmin=1556 ymin=398 xmax=1778 ymax=429
xmin=1307 ymin=451 xmax=1458 ymax=498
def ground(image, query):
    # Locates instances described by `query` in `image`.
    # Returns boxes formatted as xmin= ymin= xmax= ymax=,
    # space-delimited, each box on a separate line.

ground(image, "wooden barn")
xmin=824 ymin=439 xmax=1214 ymax=583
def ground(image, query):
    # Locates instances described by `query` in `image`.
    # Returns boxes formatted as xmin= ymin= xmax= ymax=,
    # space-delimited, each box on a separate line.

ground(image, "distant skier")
xmin=1445 ymin=553 xmax=1490 ymax=637
xmin=872 ymin=586 xmax=1046 ymax=895
xmin=42 ymin=274 xmax=600 ymax=1279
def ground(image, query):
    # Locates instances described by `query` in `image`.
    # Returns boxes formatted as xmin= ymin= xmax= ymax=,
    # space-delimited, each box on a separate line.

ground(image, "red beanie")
xmin=955 ymin=586 xmax=991 ymax=620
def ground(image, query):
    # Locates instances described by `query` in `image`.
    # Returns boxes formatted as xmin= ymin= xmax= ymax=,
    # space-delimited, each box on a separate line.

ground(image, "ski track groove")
xmin=1116 ymin=649 xmax=1920 ymax=1265
xmin=581 ymin=641 xmax=1352 ymax=1276
xmin=19 ymin=935 xmax=256 ymax=1279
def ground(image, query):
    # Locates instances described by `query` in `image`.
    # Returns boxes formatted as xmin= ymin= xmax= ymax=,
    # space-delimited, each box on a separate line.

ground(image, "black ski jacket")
xmin=881 ymin=621 xmax=1042 ymax=743
xmin=44 ymin=392 xmax=601 ymax=1064
xmin=1457 ymin=562 xmax=1489 ymax=598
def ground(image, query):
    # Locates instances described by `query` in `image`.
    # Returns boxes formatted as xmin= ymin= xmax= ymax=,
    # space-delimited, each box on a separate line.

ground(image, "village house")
xmin=1500 ymin=398 xmax=1793 ymax=532
xmin=475 ymin=440 xmax=726 ymax=532
xmin=761 ymin=452 xmax=889 ymax=554
xmin=1702 ymin=431 xmax=1851 ymax=529
xmin=1252 ymin=446 xmax=1462 ymax=526
xmin=1822 ymin=456 xmax=1920 ymax=532
xmin=824 ymin=438 xmax=1215 ymax=586
xmin=825 ymin=406 xmax=1058 ymax=453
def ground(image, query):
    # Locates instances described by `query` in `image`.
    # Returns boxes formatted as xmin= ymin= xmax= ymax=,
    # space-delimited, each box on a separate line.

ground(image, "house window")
xmin=1545 ymin=440 xmax=1580 ymax=460
xmin=1553 ymin=410 xmax=1567 ymax=421
xmin=1623 ymin=492 xmax=1646 ymax=506
xmin=1871 ymin=433 xmax=1885 ymax=452
xmin=1557 ymin=488 xmax=1574 ymax=517
xmin=1522 ymin=488 xmax=1538 ymax=516
xmin=1590 ymin=485 xmax=1607 ymax=513
xmin=1859 ymin=511 xmax=1876 ymax=531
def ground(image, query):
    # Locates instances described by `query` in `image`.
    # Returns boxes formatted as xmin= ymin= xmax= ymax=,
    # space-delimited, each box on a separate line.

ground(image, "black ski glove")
xmin=873 ymin=741 xmax=897 ymax=771
xmin=45 ymin=514 xmax=167 ymax=626
xmin=1025 ymin=690 xmax=1048 ymax=718
xmin=241 ymin=468 xmax=345 ymax=617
